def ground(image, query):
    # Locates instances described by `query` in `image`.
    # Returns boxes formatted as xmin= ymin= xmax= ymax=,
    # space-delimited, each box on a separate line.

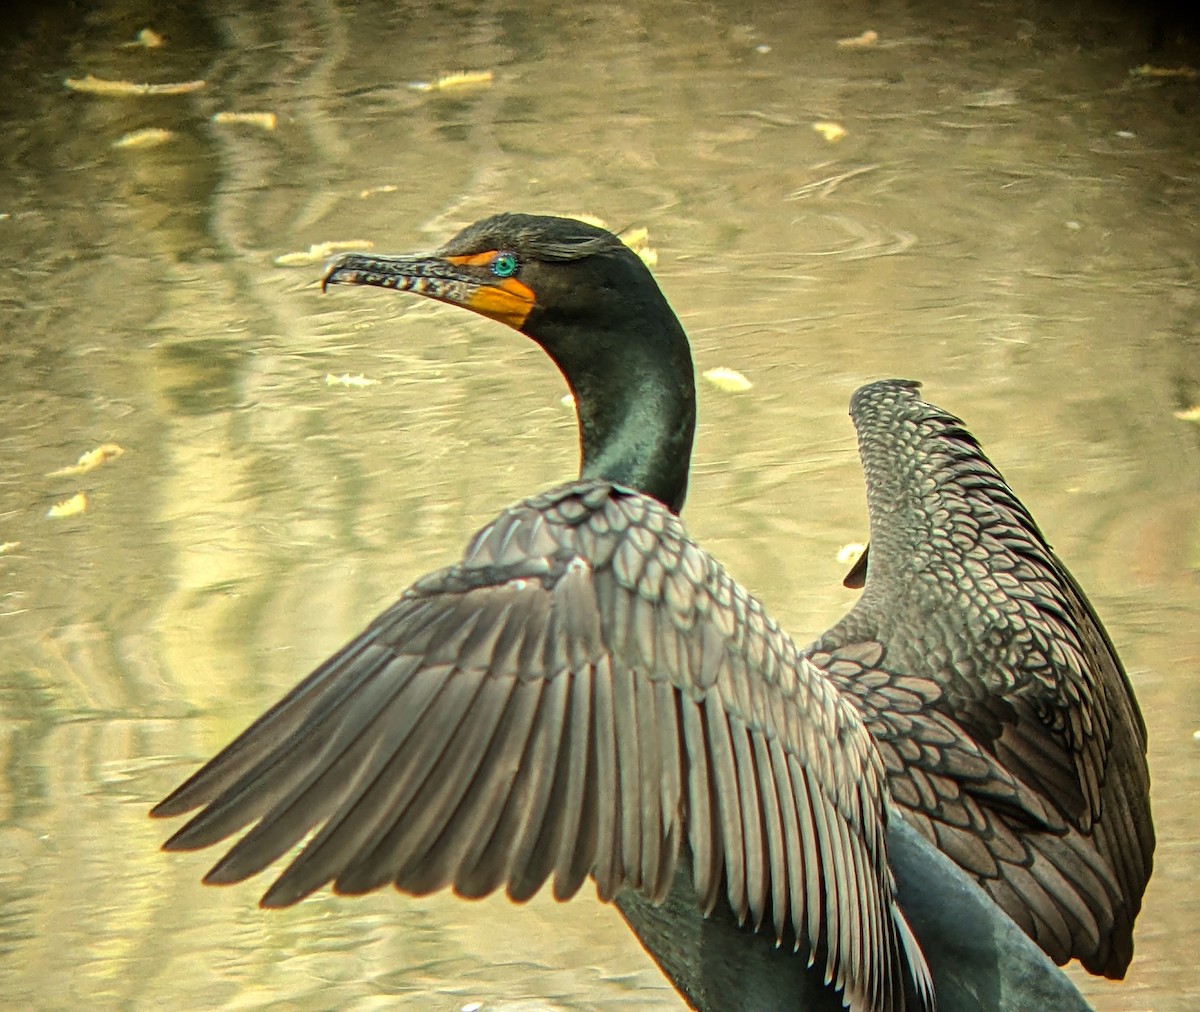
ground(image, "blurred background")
xmin=1 ymin=1 xmax=1197 ymax=1008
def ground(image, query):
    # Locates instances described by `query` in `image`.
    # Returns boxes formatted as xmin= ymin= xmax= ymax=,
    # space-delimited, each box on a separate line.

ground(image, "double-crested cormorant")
xmin=152 ymin=214 xmax=1151 ymax=1011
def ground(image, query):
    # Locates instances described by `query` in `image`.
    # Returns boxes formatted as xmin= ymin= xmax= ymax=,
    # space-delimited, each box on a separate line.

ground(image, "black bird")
xmin=152 ymin=214 xmax=1151 ymax=1010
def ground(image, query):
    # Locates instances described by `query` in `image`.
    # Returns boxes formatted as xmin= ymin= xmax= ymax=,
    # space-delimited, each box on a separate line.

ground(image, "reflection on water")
xmin=1 ymin=1 xmax=1197 ymax=1008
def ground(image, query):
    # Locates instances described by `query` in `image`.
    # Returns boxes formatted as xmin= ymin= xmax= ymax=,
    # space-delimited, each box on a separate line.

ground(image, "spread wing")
xmin=154 ymin=480 xmax=933 ymax=1012
xmin=809 ymin=379 xmax=1154 ymax=978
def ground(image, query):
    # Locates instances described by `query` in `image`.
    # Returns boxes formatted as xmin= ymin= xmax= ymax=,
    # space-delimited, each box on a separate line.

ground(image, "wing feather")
xmin=633 ymin=665 xmax=665 ymax=897
xmin=409 ymin=681 xmax=520 ymax=889
xmin=804 ymin=761 xmax=841 ymax=985
xmin=813 ymin=379 xmax=1153 ymax=977
xmin=752 ymin=732 xmax=788 ymax=939
xmin=551 ymin=662 xmax=596 ymax=900
xmin=590 ymin=654 xmax=621 ymax=899
xmin=681 ymin=693 xmax=722 ymax=914
xmin=198 ymin=651 xmax=431 ymax=874
xmin=501 ymin=670 xmax=571 ymax=901
xmin=154 ymin=481 xmax=931 ymax=1012
xmin=731 ymin=714 xmax=770 ymax=930
xmin=301 ymin=667 xmax=482 ymax=898
xmin=611 ymin=653 xmax=643 ymax=890
xmin=703 ymin=692 xmax=748 ymax=924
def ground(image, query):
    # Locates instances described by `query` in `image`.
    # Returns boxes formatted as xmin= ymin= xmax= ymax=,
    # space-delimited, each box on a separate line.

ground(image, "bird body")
xmin=153 ymin=213 xmax=1151 ymax=1012
xmin=616 ymin=818 xmax=1094 ymax=1012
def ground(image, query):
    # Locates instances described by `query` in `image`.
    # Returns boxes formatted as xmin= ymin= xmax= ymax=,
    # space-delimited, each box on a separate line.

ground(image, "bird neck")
xmin=575 ymin=363 xmax=696 ymax=514
xmin=542 ymin=319 xmax=696 ymax=515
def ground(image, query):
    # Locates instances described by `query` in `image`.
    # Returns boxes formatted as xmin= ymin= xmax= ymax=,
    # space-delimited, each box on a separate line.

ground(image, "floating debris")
xmin=360 ymin=184 xmax=399 ymax=199
xmin=120 ymin=28 xmax=164 ymax=48
xmin=837 ymin=30 xmax=878 ymax=48
xmin=837 ymin=542 xmax=867 ymax=566
xmin=112 ymin=128 xmax=174 ymax=149
xmin=703 ymin=367 xmax=753 ymax=392
xmin=409 ymin=70 xmax=494 ymax=93
xmin=1131 ymin=64 xmax=1198 ymax=80
xmin=545 ymin=215 xmax=657 ymax=268
xmin=619 ymin=226 xmax=657 ymax=267
xmin=211 ymin=111 xmax=277 ymax=130
xmin=135 ymin=28 xmax=164 ymax=48
xmin=812 ymin=121 xmax=847 ymax=143
xmin=325 ymin=373 xmax=377 ymax=388
xmin=560 ymin=392 xmax=576 ymax=410
xmin=274 ymin=240 xmax=374 ymax=267
xmin=964 ymin=88 xmax=1019 ymax=108
xmin=0 ymin=541 xmax=20 ymax=555
xmin=64 ymin=75 xmax=206 ymax=97
xmin=48 ymin=444 xmax=125 ymax=478
xmin=1174 ymin=405 xmax=1200 ymax=423
xmin=47 ymin=493 xmax=87 ymax=519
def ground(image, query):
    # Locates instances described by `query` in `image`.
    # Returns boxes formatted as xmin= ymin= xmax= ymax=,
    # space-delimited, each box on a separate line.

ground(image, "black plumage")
xmin=153 ymin=213 xmax=1151 ymax=1010
xmin=810 ymin=380 xmax=1153 ymax=978
xmin=157 ymin=480 xmax=930 ymax=1012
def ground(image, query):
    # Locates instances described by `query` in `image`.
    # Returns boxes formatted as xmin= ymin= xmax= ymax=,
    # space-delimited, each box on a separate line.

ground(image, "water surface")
xmin=1 ymin=1 xmax=1197 ymax=1009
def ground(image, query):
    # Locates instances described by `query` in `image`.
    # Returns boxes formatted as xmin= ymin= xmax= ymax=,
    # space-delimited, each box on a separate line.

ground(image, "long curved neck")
xmin=575 ymin=346 xmax=696 ymax=513
xmin=538 ymin=314 xmax=696 ymax=515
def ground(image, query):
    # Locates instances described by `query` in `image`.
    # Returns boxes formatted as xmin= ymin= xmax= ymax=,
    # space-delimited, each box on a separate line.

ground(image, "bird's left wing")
xmin=154 ymin=479 xmax=932 ymax=1012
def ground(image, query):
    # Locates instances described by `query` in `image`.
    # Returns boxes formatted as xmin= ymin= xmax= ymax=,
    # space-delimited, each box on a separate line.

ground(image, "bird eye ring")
xmin=491 ymin=252 xmax=519 ymax=278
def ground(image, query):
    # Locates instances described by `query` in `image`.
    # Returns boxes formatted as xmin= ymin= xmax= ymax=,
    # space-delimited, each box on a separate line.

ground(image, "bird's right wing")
xmin=154 ymin=480 xmax=933 ymax=1012
xmin=809 ymin=379 xmax=1153 ymax=978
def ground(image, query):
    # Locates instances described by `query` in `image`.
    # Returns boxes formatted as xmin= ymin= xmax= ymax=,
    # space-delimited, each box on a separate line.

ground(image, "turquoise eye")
xmin=491 ymin=252 xmax=519 ymax=278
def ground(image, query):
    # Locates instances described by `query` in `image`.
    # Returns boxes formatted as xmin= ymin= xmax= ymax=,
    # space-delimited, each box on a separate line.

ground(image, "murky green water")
xmin=1 ymin=1 xmax=1197 ymax=1008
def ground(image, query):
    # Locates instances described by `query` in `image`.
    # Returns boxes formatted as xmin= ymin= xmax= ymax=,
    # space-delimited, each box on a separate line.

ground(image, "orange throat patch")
xmin=447 ymin=252 xmax=536 ymax=329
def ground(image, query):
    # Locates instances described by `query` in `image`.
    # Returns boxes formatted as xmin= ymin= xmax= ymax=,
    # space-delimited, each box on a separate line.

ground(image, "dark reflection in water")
xmin=1 ymin=1 xmax=1197 ymax=1009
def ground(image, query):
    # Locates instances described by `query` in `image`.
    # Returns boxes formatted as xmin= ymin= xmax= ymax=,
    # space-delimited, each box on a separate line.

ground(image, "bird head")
xmin=322 ymin=213 xmax=663 ymax=344
xmin=322 ymin=213 xmax=695 ymax=512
